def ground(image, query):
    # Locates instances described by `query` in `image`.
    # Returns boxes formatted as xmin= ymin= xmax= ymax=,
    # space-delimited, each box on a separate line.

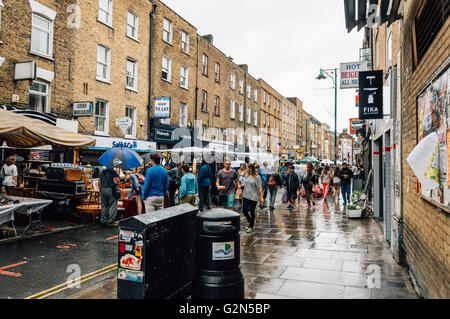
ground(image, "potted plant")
xmin=346 ymin=204 xmax=363 ymax=218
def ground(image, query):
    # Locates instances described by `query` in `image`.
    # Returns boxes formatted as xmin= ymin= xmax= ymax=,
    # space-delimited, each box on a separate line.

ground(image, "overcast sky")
xmin=162 ymin=0 xmax=364 ymax=132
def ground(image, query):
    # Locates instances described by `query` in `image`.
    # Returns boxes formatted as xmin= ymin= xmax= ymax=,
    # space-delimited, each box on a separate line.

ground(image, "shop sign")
xmin=118 ymin=117 xmax=132 ymax=135
xmin=359 ymin=70 xmax=383 ymax=119
xmin=72 ymin=102 xmax=93 ymax=117
xmin=155 ymin=129 xmax=173 ymax=141
xmin=89 ymin=136 xmax=156 ymax=152
xmin=340 ymin=61 xmax=368 ymax=89
xmin=154 ymin=97 xmax=170 ymax=118
xmin=349 ymin=118 xmax=364 ymax=134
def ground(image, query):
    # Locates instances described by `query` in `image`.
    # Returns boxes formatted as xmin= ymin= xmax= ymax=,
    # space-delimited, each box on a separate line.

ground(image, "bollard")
xmin=117 ymin=204 xmax=198 ymax=299
xmin=192 ymin=208 xmax=245 ymax=299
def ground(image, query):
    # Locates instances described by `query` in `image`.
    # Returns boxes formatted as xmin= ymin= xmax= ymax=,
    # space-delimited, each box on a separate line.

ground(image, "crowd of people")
xmin=98 ymin=153 xmax=365 ymax=231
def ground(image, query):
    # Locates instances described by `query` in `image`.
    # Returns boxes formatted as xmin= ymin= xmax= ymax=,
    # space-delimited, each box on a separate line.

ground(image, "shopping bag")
xmin=282 ymin=191 xmax=288 ymax=204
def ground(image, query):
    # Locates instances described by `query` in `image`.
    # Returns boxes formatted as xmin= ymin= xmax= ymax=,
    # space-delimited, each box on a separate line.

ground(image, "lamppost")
xmin=316 ymin=68 xmax=337 ymax=166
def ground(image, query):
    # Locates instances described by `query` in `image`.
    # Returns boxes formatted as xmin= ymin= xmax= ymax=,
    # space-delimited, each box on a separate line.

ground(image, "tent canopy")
xmin=298 ymin=156 xmax=320 ymax=164
xmin=0 ymin=108 xmax=95 ymax=149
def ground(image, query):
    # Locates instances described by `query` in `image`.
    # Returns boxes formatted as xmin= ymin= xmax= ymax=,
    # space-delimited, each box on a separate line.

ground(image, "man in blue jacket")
xmin=197 ymin=160 xmax=211 ymax=211
xmin=142 ymin=153 xmax=169 ymax=212
xmin=179 ymin=164 xmax=198 ymax=205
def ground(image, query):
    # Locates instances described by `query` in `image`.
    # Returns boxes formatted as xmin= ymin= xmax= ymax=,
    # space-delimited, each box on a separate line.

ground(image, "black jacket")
xmin=338 ymin=168 xmax=353 ymax=185
xmin=286 ymin=173 xmax=300 ymax=193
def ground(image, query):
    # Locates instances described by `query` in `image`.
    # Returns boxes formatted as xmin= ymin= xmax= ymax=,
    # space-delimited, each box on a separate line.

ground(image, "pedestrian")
xmin=236 ymin=163 xmax=247 ymax=210
xmin=333 ymin=166 xmax=341 ymax=201
xmin=142 ymin=153 xmax=169 ymax=212
xmin=125 ymin=171 xmax=143 ymax=215
xmin=338 ymin=162 xmax=353 ymax=206
xmin=241 ymin=163 xmax=264 ymax=233
xmin=280 ymin=162 xmax=287 ymax=185
xmin=179 ymin=164 xmax=198 ymax=205
xmin=285 ymin=165 xmax=300 ymax=211
xmin=167 ymin=162 xmax=182 ymax=207
xmin=259 ymin=161 xmax=270 ymax=207
xmin=320 ymin=166 xmax=332 ymax=200
xmin=1 ymin=156 xmax=18 ymax=193
xmin=267 ymin=167 xmax=282 ymax=210
xmin=98 ymin=166 xmax=120 ymax=227
xmin=301 ymin=162 xmax=318 ymax=207
xmin=216 ymin=160 xmax=240 ymax=210
xmin=197 ymin=160 xmax=212 ymax=212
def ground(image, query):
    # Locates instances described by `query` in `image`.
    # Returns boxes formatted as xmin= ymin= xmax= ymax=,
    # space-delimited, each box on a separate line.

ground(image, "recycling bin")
xmin=192 ymin=208 xmax=244 ymax=299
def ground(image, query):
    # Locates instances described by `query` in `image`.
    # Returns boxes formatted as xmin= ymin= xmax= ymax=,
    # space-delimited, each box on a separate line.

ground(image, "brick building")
xmin=259 ymin=79 xmax=282 ymax=155
xmin=281 ymin=97 xmax=297 ymax=160
xmin=287 ymin=97 xmax=304 ymax=160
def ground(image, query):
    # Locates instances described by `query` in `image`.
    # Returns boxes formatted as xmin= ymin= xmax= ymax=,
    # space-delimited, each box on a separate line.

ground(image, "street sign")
xmin=154 ymin=97 xmax=171 ymax=118
xmin=72 ymin=102 xmax=93 ymax=117
xmin=359 ymin=70 xmax=383 ymax=119
xmin=340 ymin=61 xmax=368 ymax=89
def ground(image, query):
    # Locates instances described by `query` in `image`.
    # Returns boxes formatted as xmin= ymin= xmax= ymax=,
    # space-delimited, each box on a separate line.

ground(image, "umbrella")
xmin=141 ymin=152 xmax=155 ymax=164
xmin=97 ymin=148 xmax=143 ymax=170
xmin=298 ymin=156 xmax=320 ymax=165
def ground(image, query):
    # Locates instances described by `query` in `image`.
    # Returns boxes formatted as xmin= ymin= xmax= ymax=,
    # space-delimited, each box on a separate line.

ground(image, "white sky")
xmin=162 ymin=0 xmax=364 ymax=132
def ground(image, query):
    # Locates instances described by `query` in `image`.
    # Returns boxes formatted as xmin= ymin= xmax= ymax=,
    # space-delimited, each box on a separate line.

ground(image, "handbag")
xmin=281 ymin=191 xmax=288 ymax=204
xmin=113 ymin=185 xmax=122 ymax=199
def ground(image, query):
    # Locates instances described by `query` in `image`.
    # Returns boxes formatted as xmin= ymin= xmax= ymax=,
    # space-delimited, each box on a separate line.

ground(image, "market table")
xmin=4 ymin=196 xmax=52 ymax=238
xmin=0 ymin=203 xmax=22 ymax=237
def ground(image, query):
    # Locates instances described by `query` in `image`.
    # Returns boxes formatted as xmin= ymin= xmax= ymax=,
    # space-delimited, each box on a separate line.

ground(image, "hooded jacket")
xmin=180 ymin=172 xmax=198 ymax=199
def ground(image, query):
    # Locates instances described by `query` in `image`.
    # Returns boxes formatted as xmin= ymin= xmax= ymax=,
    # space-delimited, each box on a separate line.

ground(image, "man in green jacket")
xmin=179 ymin=164 xmax=198 ymax=205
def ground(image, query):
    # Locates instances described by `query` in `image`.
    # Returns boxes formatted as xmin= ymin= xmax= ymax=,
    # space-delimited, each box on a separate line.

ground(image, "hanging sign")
xmin=340 ymin=61 xmax=368 ymax=89
xmin=72 ymin=102 xmax=93 ymax=117
xmin=359 ymin=70 xmax=383 ymax=119
xmin=118 ymin=117 xmax=132 ymax=135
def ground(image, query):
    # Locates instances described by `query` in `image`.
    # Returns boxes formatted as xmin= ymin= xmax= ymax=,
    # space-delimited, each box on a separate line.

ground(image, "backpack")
xmin=136 ymin=173 xmax=145 ymax=184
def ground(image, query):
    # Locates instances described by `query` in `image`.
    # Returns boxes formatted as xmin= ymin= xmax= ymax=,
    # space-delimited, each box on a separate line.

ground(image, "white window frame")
xmin=125 ymin=106 xmax=137 ymax=138
xmin=96 ymin=44 xmax=111 ymax=83
xmin=127 ymin=11 xmax=139 ymax=41
xmin=247 ymin=107 xmax=251 ymax=124
xmin=239 ymin=103 xmax=243 ymax=122
xmin=215 ymin=63 xmax=220 ymax=82
xmin=181 ymin=31 xmax=189 ymax=54
xmin=239 ymin=79 xmax=244 ymax=94
xmin=230 ymin=100 xmax=235 ymax=119
xmin=179 ymin=102 xmax=188 ymax=127
xmin=31 ymin=13 xmax=54 ymax=58
xmin=202 ymin=54 xmax=208 ymax=76
xmin=29 ymin=80 xmax=50 ymax=113
xmin=263 ymin=112 xmax=266 ymax=125
xmin=268 ymin=94 xmax=271 ymax=106
xmin=126 ymin=59 xmax=138 ymax=91
xmin=254 ymin=89 xmax=258 ymax=103
xmin=247 ymin=84 xmax=251 ymax=99
xmin=161 ymin=55 xmax=172 ymax=82
xmin=163 ymin=18 xmax=173 ymax=44
xmin=98 ymin=0 xmax=113 ymax=27
xmin=180 ymin=65 xmax=189 ymax=89
xmin=94 ymin=99 xmax=109 ymax=135
xmin=254 ymin=110 xmax=257 ymax=126
xmin=230 ymin=73 xmax=236 ymax=90
xmin=214 ymin=96 xmax=220 ymax=116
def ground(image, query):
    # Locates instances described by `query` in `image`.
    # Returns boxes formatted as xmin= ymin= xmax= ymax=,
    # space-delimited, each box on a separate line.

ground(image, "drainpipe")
xmin=148 ymin=1 xmax=158 ymax=141
xmin=194 ymin=36 xmax=199 ymax=147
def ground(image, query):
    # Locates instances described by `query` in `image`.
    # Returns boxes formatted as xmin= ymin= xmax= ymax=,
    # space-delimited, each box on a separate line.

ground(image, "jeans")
xmin=322 ymin=182 xmax=330 ymax=199
xmin=341 ymin=183 xmax=351 ymax=205
xmin=242 ymin=197 xmax=258 ymax=229
xmin=268 ymin=186 xmax=278 ymax=208
xmin=100 ymin=188 xmax=118 ymax=225
xmin=198 ymin=186 xmax=211 ymax=211
xmin=144 ymin=196 xmax=164 ymax=212
xmin=262 ymin=184 xmax=268 ymax=206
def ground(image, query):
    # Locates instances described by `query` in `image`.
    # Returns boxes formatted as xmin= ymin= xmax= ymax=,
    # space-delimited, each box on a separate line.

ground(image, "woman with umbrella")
xmin=97 ymin=148 xmax=143 ymax=227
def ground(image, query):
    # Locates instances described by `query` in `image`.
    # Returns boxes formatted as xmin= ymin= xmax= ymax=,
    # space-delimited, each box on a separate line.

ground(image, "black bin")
xmin=192 ymin=208 xmax=244 ymax=299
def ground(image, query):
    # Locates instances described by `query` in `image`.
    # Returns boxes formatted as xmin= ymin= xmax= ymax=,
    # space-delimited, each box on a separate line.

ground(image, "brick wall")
xmin=400 ymin=0 xmax=449 ymax=299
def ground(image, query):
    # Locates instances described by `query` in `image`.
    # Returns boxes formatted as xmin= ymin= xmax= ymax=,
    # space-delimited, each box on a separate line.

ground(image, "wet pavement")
xmin=63 ymin=192 xmax=418 ymax=299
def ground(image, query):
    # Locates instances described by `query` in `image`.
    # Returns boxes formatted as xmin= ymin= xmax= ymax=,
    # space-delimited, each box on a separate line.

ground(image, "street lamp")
xmin=316 ymin=68 xmax=337 ymax=166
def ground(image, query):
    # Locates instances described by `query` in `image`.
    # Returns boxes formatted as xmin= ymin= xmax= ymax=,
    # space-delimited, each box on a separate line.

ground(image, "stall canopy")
xmin=0 ymin=108 xmax=95 ymax=149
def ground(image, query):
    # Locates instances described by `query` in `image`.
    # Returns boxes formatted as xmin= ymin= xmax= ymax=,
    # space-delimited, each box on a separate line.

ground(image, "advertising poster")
xmin=415 ymin=66 xmax=449 ymax=205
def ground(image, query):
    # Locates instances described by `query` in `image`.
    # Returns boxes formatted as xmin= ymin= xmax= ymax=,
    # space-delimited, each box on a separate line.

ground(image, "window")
xmin=214 ymin=128 xmax=219 ymax=140
xmin=214 ymin=96 xmax=220 ymax=116
xmin=230 ymin=100 xmax=235 ymax=119
xmin=179 ymin=103 xmax=187 ymax=127
xmin=263 ymin=112 xmax=266 ymax=125
xmin=125 ymin=106 xmax=136 ymax=137
xmin=180 ymin=65 xmax=189 ymax=89
xmin=202 ymin=54 xmax=208 ymax=76
xmin=161 ymin=55 xmax=172 ymax=82
xmin=268 ymin=94 xmax=271 ymax=106
xmin=239 ymin=79 xmax=244 ymax=94
xmin=386 ymin=25 xmax=392 ymax=69
xmin=202 ymin=125 xmax=207 ymax=139
xmin=98 ymin=0 xmax=113 ymax=26
xmin=163 ymin=18 xmax=172 ymax=44
xmin=201 ymin=90 xmax=208 ymax=112
xmin=127 ymin=11 xmax=138 ymax=40
xmin=268 ymin=115 xmax=270 ymax=127
xmin=95 ymin=100 xmax=109 ymax=134
xmin=126 ymin=59 xmax=137 ymax=90
xmin=29 ymin=81 xmax=49 ymax=113
xmin=230 ymin=73 xmax=236 ymax=90
xmin=263 ymin=91 xmax=266 ymax=104
xmin=254 ymin=110 xmax=257 ymax=126
xmin=96 ymin=45 xmax=111 ymax=82
xmin=247 ymin=84 xmax=251 ymax=99
xmin=215 ymin=63 xmax=220 ymax=82
xmin=247 ymin=107 xmax=251 ymax=124
xmin=181 ymin=31 xmax=189 ymax=53
xmin=31 ymin=14 xmax=53 ymax=56
xmin=254 ymin=89 xmax=258 ymax=102
xmin=239 ymin=103 xmax=243 ymax=122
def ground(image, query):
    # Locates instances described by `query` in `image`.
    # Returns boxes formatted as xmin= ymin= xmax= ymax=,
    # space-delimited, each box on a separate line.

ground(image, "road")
xmin=0 ymin=225 xmax=118 ymax=299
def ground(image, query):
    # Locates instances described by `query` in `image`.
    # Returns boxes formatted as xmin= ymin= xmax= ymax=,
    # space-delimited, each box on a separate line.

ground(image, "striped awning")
xmin=0 ymin=108 xmax=95 ymax=149
xmin=0 ymin=105 xmax=57 ymax=125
